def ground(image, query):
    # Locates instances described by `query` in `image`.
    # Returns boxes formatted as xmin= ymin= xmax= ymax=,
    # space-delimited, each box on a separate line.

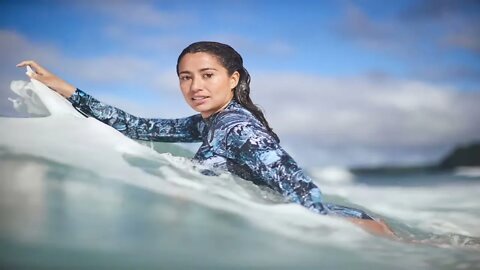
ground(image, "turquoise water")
xmin=1 ymin=80 xmax=479 ymax=269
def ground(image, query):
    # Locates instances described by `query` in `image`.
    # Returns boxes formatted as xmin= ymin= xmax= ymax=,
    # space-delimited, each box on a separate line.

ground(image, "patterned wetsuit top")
xmin=68 ymin=89 xmax=373 ymax=220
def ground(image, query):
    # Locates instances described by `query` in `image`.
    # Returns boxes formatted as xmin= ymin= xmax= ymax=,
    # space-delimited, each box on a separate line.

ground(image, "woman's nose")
xmin=190 ymin=77 xmax=202 ymax=92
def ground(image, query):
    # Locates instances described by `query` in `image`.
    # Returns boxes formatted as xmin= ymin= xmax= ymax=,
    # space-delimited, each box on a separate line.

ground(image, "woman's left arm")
xmin=226 ymin=123 xmax=377 ymax=218
xmin=225 ymin=123 xmax=328 ymax=214
xmin=225 ymin=123 xmax=397 ymax=237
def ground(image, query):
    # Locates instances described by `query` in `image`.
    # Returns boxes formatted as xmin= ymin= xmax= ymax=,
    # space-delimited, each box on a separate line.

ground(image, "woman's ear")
xmin=230 ymin=71 xmax=240 ymax=89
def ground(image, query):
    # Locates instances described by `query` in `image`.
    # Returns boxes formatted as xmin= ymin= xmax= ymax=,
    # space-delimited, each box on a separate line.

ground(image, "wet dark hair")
xmin=176 ymin=41 xmax=280 ymax=142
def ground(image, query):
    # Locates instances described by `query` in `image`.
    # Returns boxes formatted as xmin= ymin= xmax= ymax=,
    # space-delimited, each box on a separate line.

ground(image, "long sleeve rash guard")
xmin=68 ymin=89 xmax=373 ymax=220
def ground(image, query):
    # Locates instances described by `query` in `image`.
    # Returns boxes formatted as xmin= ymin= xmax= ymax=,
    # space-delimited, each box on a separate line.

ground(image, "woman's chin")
xmin=188 ymin=103 xmax=212 ymax=116
xmin=191 ymin=103 xmax=209 ymax=111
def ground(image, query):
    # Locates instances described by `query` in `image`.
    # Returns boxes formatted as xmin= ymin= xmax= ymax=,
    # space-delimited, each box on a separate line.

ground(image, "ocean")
xmin=0 ymin=79 xmax=479 ymax=269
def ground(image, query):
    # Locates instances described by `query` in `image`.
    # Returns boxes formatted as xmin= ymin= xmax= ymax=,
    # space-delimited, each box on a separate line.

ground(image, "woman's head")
xmin=177 ymin=41 xmax=279 ymax=142
xmin=177 ymin=42 xmax=240 ymax=119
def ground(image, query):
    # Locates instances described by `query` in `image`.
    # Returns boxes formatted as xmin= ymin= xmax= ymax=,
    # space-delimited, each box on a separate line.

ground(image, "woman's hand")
xmin=16 ymin=60 xmax=76 ymax=98
xmin=347 ymin=217 xmax=397 ymax=238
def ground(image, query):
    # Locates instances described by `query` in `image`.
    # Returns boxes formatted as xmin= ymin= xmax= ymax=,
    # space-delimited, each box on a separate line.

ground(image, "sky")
xmin=0 ymin=0 xmax=479 ymax=168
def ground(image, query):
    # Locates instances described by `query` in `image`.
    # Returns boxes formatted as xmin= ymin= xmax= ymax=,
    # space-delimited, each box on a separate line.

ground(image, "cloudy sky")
xmin=1 ymin=0 xmax=479 ymax=167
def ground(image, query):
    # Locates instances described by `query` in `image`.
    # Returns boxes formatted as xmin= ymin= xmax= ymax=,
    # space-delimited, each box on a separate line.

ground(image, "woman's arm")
xmin=225 ymin=123 xmax=328 ymax=214
xmin=225 ymin=123 xmax=397 ymax=237
xmin=225 ymin=123 xmax=374 ymax=218
xmin=17 ymin=60 xmax=204 ymax=143
xmin=68 ymin=89 xmax=204 ymax=142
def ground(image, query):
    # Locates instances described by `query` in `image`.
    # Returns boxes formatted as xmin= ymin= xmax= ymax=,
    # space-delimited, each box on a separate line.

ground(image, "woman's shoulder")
xmin=211 ymin=100 xmax=262 ymax=131
xmin=208 ymin=101 xmax=275 ymax=156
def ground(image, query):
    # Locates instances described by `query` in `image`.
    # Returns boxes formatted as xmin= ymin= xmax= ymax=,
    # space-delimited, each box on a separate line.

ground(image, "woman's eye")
xmin=203 ymin=73 xmax=214 ymax=79
xmin=179 ymin=76 xmax=191 ymax=81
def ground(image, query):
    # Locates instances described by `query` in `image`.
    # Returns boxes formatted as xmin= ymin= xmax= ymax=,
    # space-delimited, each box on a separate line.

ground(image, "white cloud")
xmin=65 ymin=56 xmax=154 ymax=83
xmin=0 ymin=30 xmax=187 ymax=117
xmin=443 ymin=27 xmax=480 ymax=53
xmin=2 ymin=30 xmax=478 ymax=167
xmin=401 ymin=0 xmax=480 ymax=53
xmin=251 ymin=72 xmax=480 ymax=165
xmin=0 ymin=29 xmax=177 ymax=91
xmin=336 ymin=1 xmax=480 ymax=55
xmin=334 ymin=1 xmax=480 ymax=85
xmin=335 ymin=3 xmax=404 ymax=52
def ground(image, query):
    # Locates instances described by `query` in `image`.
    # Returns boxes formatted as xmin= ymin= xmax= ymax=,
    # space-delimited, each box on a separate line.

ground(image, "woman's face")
xmin=178 ymin=52 xmax=239 ymax=118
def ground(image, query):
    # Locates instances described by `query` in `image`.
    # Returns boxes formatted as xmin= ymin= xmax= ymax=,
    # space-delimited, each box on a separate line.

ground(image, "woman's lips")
xmin=191 ymin=96 xmax=209 ymax=105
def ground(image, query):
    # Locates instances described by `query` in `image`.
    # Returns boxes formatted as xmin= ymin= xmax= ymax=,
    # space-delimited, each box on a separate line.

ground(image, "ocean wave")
xmin=454 ymin=166 xmax=480 ymax=178
xmin=1 ymin=78 xmax=479 ymax=269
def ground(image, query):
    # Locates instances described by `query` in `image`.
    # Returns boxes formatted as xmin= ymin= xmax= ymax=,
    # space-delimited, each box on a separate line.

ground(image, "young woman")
xmin=17 ymin=41 xmax=394 ymax=237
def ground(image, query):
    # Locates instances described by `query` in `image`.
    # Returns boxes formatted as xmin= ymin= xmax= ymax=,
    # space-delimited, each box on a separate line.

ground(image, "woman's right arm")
xmin=17 ymin=60 xmax=204 ymax=143
xmin=68 ymin=88 xmax=204 ymax=142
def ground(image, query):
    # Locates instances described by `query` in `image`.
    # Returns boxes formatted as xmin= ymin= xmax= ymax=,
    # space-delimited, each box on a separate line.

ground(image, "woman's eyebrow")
xmin=199 ymin=67 xmax=217 ymax=72
xmin=179 ymin=67 xmax=217 ymax=74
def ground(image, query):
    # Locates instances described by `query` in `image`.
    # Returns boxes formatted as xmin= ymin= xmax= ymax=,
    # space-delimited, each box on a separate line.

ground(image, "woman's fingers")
xmin=16 ymin=60 xmax=48 ymax=75
xmin=16 ymin=60 xmax=31 ymax=67
xmin=17 ymin=61 xmax=43 ymax=80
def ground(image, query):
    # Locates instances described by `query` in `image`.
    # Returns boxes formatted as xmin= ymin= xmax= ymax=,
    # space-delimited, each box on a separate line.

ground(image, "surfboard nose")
xmin=8 ymin=68 xmax=83 ymax=118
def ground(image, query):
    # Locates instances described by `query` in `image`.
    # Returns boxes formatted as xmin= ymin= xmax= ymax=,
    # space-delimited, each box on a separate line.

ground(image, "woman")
xmin=18 ymin=41 xmax=394 ymax=237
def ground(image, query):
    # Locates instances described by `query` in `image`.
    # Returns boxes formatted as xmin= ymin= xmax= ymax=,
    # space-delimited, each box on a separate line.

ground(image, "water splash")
xmin=1 ymin=79 xmax=479 ymax=269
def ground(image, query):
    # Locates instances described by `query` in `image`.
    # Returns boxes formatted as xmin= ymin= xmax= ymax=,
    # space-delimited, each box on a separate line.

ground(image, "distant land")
xmin=351 ymin=142 xmax=480 ymax=175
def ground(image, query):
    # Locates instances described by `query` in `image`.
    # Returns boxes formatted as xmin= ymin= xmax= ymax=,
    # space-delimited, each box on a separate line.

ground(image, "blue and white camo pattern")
xmin=68 ymin=89 xmax=373 ymax=220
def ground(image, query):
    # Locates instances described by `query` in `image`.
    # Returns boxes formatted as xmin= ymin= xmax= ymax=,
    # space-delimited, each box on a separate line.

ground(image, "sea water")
xmin=0 ymin=80 xmax=479 ymax=269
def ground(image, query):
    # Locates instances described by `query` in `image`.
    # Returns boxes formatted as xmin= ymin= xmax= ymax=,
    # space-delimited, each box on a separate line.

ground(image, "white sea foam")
xmin=309 ymin=166 xmax=355 ymax=185
xmin=320 ymin=181 xmax=480 ymax=237
xmin=1 ymin=78 xmax=479 ymax=269
xmin=454 ymin=166 xmax=480 ymax=177
xmin=0 ymin=79 xmax=369 ymax=247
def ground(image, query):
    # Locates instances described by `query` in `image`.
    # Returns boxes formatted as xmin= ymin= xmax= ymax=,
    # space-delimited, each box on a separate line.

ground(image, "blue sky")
xmin=1 ymin=0 xmax=479 ymax=167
